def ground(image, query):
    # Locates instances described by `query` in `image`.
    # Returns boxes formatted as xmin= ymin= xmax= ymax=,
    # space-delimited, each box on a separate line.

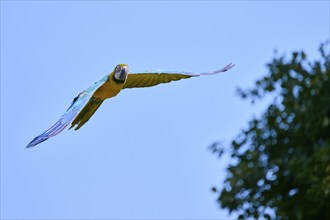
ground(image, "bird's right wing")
xmin=123 ymin=63 xmax=234 ymax=89
xmin=26 ymin=75 xmax=109 ymax=148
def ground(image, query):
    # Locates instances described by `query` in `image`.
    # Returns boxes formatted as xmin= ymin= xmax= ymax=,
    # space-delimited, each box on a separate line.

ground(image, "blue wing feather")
xmin=26 ymin=75 xmax=108 ymax=148
xmin=143 ymin=62 xmax=235 ymax=75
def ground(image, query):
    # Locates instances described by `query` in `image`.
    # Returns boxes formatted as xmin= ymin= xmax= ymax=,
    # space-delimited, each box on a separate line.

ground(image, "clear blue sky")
xmin=1 ymin=1 xmax=329 ymax=219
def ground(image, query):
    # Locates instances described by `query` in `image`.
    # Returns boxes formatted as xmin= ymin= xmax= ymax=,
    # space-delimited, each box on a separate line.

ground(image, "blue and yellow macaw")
xmin=26 ymin=63 xmax=235 ymax=148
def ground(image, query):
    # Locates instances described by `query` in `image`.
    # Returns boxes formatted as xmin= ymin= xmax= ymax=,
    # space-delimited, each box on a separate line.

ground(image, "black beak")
xmin=120 ymin=68 xmax=127 ymax=80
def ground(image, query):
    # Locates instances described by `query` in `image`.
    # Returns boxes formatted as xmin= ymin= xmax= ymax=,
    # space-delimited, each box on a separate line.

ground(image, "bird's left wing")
xmin=26 ymin=75 xmax=109 ymax=148
xmin=123 ymin=63 xmax=234 ymax=89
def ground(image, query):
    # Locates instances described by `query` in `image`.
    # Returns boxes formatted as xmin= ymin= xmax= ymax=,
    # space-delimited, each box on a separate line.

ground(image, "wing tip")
xmin=26 ymin=144 xmax=36 ymax=149
xmin=226 ymin=62 xmax=235 ymax=70
xmin=25 ymin=137 xmax=48 ymax=149
xmin=195 ymin=62 xmax=235 ymax=76
xmin=214 ymin=62 xmax=235 ymax=73
xmin=25 ymin=144 xmax=34 ymax=149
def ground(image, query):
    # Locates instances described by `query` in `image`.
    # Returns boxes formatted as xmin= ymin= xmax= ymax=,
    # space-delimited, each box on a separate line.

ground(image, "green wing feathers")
xmin=70 ymin=98 xmax=104 ymax=130
xmin=123 ymin=63 xmax=235 ymax=89
xmin=123 ymin=73 xmax=192 ymax=89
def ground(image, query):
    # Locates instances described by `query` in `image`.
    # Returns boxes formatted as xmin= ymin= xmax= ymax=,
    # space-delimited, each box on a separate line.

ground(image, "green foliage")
xmin=211 ymin=41 xmax=330 ymax=219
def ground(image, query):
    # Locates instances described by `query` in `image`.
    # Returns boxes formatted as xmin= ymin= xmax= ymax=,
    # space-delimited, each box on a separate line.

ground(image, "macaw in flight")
xmin=26 ymin=63 xmax=235 ymax=148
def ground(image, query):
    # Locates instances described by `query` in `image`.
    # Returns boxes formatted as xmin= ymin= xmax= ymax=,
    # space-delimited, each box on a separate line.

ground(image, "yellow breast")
xmin=93 ymin=72 xmax=126 ymax=100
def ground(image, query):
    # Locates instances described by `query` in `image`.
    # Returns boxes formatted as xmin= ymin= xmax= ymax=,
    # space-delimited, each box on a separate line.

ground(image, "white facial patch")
xmin=114 ymin=66 xmax=128 ymax=81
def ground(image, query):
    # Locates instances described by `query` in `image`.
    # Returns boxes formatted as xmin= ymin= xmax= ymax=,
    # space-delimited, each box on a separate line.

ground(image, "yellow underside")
xmin=71 ymin=72 xmax=125 ymax=130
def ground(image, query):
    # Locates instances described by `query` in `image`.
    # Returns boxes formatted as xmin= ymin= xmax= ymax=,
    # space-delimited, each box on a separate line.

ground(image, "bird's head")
xmin=113 ymin=64 xmax=129 ymax=82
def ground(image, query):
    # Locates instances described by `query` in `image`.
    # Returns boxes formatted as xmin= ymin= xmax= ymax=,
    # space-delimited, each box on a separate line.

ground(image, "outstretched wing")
xmin=123 ymin=63 xmax=234 ymax=89
xmin=26 ymin=75 xmax=109 ymax=148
